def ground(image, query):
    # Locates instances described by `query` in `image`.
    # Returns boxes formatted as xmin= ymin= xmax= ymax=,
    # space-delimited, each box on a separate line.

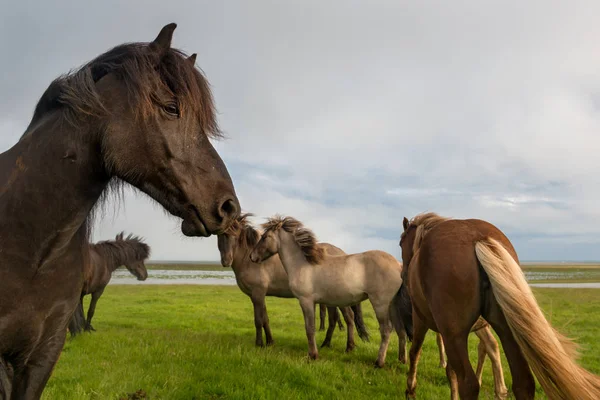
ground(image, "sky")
xmin=2 ymin=1 xmax=600 ymax=261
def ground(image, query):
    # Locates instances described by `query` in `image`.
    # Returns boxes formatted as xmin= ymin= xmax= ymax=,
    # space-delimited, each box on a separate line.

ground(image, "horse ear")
xmin=116 ymin=232 xmax=124 ymax=241
xmin=403 ymin=217 xmax=409 ymax=231
xmin=187 ymin=53 xmax=197 ymax=65
xmin=150 ymin=23 xmax=177 ymax=54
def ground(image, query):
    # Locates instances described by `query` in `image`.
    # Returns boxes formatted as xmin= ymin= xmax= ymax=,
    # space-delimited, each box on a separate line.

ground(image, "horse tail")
xmin=475 ymin=238 xmax=600 ymax=400
xmin=351 ymin=303 xmax=370 ymax=342
xmin=391 ymin=283 xmax=413 ymax=342
xmin=68 ymin=299 xmax=85 ymax=337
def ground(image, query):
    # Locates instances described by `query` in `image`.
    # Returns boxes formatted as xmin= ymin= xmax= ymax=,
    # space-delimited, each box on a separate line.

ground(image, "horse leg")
xmin=85 ymin=289 xmax=104 ymax=332
xmin=251 ymin=293 xmax=266 ymax=347
xmin=340 ymin=306 xmax=356 ymax=352
xmin=485 ymin=303 xmax=535 ymax=399
xmin=262 ymin=302 xmax=274 ymax=346
xmin=436 ymin=333 xmax=447 ymax=368
xmin=320 ymin=306 xmax=337 ymax=348
xmin=474 ymin=326 xmax=508 ymax=399
xmin=336 ymin=308 xmax=344 ymax=330
xmin=406 ymin=314 xmax=428 ymax=399
xmin=11 ymin=327 xmax=66 ymax=400
xmin=371 ymin=299 xmax=393 ymax=368
xmin=299 ymin=298 xmax=318 ymax=360
xmin=319 ymin=304 xmax=326 ymax=331
xmin=475 ymin=337 xmax=486 ymax=385
xmin=440 ymin=332 xmax=479 ymax=400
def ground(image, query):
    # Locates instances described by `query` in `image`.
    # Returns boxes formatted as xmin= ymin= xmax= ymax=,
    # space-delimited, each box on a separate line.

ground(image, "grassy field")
xmin=43 ymin=286 xmax=600 ymax=400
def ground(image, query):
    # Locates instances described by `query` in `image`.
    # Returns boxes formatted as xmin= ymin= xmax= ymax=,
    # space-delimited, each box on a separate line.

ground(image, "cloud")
xmin=2 ymin=1 xmax=600 ymax=261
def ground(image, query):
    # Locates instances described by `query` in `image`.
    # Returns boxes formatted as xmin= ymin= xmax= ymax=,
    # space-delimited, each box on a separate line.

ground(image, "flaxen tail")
xmin=351 ymin=303 xmax=370 ymax=342
xmin=475 ymin=238 xmax=600 ymax=400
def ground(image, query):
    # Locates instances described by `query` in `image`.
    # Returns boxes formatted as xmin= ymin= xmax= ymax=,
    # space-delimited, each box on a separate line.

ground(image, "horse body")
xmin=0 ymin=23 xmax=239 ymax=399
xmin=400 ymin=213 xmax=600 ymax=400
xmin=250 ymin=216 xmax=406 ymax=367
xmin=218 ymin=214 xmax=368 ymax=349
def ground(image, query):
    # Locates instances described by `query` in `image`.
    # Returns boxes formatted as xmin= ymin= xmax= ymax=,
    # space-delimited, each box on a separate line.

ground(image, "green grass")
xmin=43 ymin=286 xmax=600 ymax=400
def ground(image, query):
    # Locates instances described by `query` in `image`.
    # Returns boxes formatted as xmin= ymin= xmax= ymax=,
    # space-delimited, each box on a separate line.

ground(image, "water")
xmin=109 ymin=269 xmax=600 ymax=288
xmin=530 ymin=282 xmax=600 ymax=289
xmin=110 ymin=269 xmax=237 ymax=286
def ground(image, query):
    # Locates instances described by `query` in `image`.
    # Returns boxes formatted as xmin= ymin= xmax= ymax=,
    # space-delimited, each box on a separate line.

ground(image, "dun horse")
xmin=69 ymin=233 xmax=150 ymax=336
xmin=217 ymin=214 xmax=369 ymax=350
xmin=0 ymin=23 xmax=239 ymax=399
xmin=250 ymin=215 xmax=409 ymax=367
xmin=399 ymin=212 xmax=600 ymax=400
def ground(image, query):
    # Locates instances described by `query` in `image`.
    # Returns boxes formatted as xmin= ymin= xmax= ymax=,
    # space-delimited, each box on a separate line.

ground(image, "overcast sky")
xmin=2 ymin=1 xmax=600 ymax=261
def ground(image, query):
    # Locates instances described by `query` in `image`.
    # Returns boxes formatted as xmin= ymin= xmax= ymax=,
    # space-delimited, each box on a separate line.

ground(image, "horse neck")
xmin=276 ymin=230 xmax=310 ymax=276
xmin=0 ymin=115 xmax=110 ymax=267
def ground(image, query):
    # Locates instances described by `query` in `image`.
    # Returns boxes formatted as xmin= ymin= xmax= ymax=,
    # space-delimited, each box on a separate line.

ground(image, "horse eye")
xmin=163 ymin=103 xmax=180 ymax=117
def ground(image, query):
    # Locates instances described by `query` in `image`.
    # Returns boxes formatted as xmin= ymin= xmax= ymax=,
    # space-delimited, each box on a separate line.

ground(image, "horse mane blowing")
xmin=262 ymin=215 xmax=325 ymax=264
xmin=225 ymin=213 xmax=261 ymax=249
xmin=91 ymin=232 xmax=151 ymax=266
xmin=25 ymin=34 xmax=220 ymax=139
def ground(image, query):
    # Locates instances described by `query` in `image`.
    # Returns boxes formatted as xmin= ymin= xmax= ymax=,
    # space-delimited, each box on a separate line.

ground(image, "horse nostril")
xmin=218 ymin=197 xmax=239 ymax=220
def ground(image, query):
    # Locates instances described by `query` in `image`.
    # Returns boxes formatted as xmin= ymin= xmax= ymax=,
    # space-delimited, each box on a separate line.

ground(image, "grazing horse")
xmin=250 ymin=215 xmax=408 ymax=367
xmin=69 ymin=233 xmax=150 ymax=336
xmin=217 ymin=213 xmax=369 ymax=350
xmin=399 ymin=212 xmax=600 ymax=400
xmin=0 ymin=23 xmax=239 ymax=399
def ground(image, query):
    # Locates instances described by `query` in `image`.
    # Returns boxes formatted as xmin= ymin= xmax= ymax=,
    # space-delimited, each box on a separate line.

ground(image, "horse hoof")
xmin=320 ymin=342 xmax=331 ymax=348
xmin=345 ymin=344 xmax=356 ymax=353
xmin=405 ymin=389 xmax=416 ymax=400
xmin=374 ymin=360 xmax=385 ymax=369
xmin=399 ymin=357 xmax=407 ymax=364
xmin=309 ymin=352 xmax=319 ymax=360
xmin=266 ymin=340 xmax=275 ymax=347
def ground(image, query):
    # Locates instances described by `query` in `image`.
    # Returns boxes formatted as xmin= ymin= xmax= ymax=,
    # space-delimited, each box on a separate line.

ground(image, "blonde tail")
xmin=475 ymin=238 xmax=600 ymax=400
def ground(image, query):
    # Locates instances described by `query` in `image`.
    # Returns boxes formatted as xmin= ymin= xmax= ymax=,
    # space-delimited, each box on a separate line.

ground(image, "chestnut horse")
xmin=217 ymin=214 xmax=369 ymax=350
xmin=0 ymin=23 xmax=239 ymax=399
xmin=250 ymin=215 xmax=409 ymax=367
xmin=69 ymin=233 xmax=150 ymax=336
xmin=399 ymin=212 xmax=600 ymax=399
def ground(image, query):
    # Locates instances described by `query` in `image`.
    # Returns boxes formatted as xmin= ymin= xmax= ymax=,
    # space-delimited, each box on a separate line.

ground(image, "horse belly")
xmin=314 ymin=272 xmax=368 ymax=307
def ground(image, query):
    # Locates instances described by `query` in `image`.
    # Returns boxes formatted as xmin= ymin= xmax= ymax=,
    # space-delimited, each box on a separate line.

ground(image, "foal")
xmin=217 ymin=214 xmax=369 ymax=350
xmin=69 ymin=233 xmax=149 ymax=335
xmin=250 ymin=215 xmax=408 ymax=367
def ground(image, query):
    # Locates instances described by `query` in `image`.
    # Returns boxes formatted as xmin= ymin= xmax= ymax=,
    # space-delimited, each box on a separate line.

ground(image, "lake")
xmin=109 ymin=269 xmax=600 ymax=288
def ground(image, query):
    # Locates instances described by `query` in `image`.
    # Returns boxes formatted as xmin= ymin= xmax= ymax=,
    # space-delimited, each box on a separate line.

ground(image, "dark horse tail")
xmin=391 ymin=283 xmax=413 ymax=341
xmin=68 ymin=299 xmax=85 ymax=337
xmin=351 ymin=303 xmax=370 ymax=342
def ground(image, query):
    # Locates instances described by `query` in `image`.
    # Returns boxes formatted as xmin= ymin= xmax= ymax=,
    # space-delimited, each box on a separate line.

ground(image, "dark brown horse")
xmin=0 ymin=23 xmax=239 ymax=399
xmin=69 ymin=233 xmax=150 ymax=336
xmin=399 ymin=212 xmax=600 ymax=400
xmin=217 ymin=214 xmax=369 ymax=350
